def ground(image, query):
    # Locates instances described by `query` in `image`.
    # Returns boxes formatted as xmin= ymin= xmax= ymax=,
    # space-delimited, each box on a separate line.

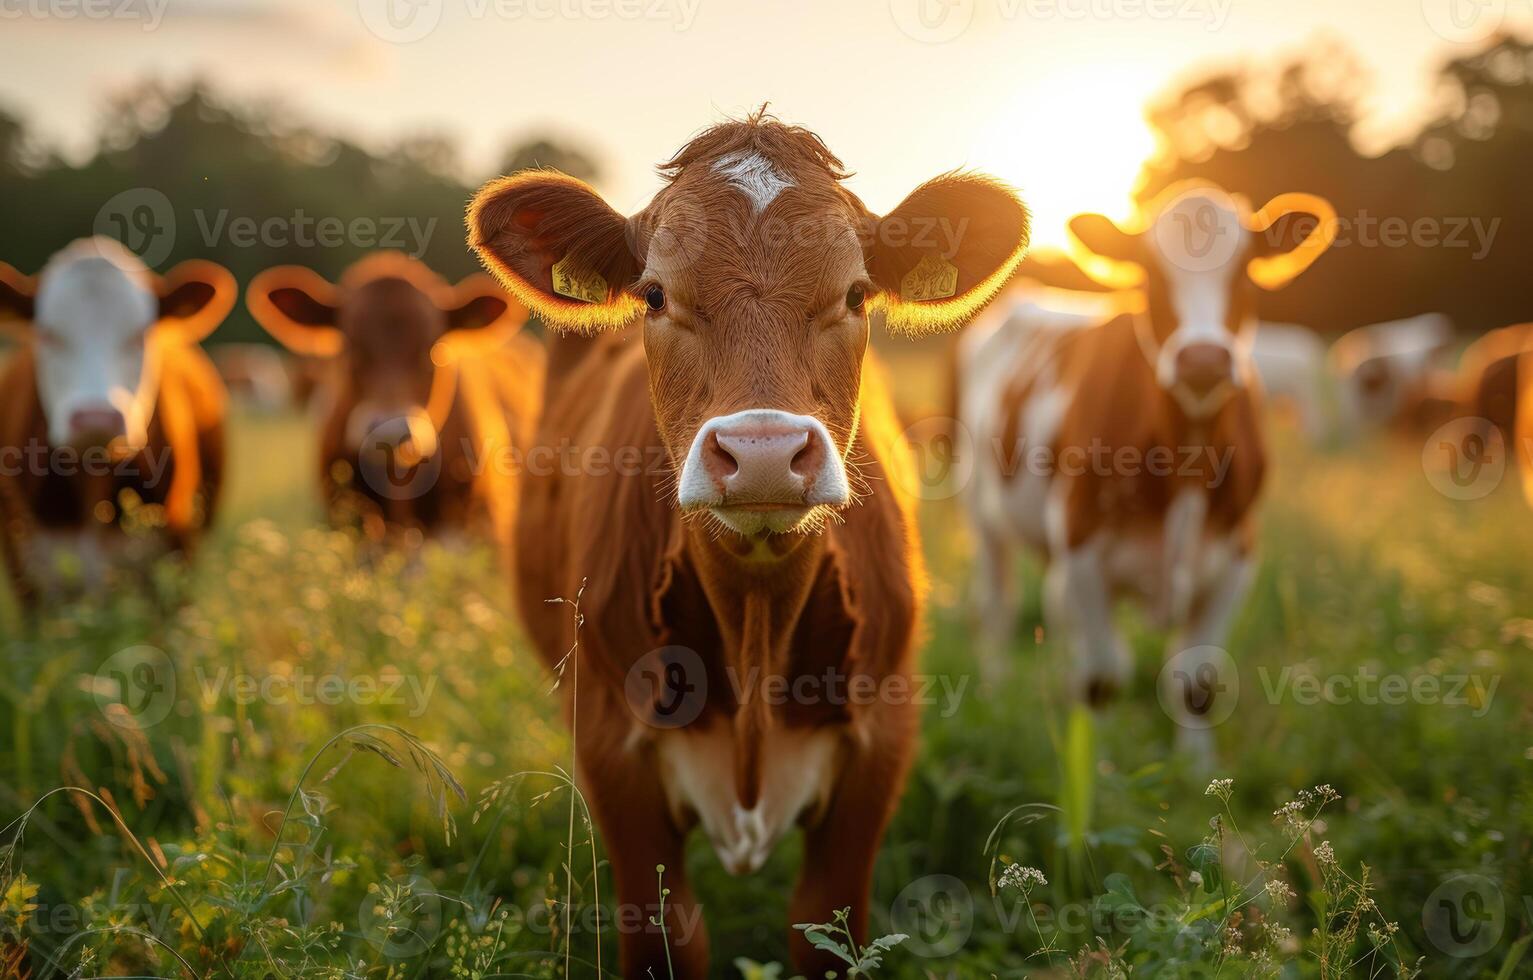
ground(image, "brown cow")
xmin=246 ymin=253 xmax=542 ymax=548
xmin=0 ymin=238 xmax=234 ymax=607
xmin=468 ymin=114 xmax=1029 ymax=976
xmin=1455 ymin=322 xmax=1533 ymax=443
xmin=956 ymin=183 xmax=1334 ymax=761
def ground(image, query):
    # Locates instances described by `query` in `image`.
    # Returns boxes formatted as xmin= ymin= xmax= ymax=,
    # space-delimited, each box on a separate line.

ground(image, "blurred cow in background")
xmin=0 ymin=238 xmax=234 ymax=607
xmin=967 ymin=281 xmax=1342 ymax=443
xmin=209 ymin=342 xmax=293 ymax=413
xmin=1328 ymin=313 xmax=1456 ymax=435
xmin=956 ymin=182 xmax=1334 ymax=758
xmin=1453 ymin=322 xmax=1532 ymax=444
xmin=247 ymin=253 xmax=542 ymax=549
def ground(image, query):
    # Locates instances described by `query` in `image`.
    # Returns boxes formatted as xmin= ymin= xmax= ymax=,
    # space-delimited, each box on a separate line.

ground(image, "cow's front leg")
xmin=1164 ymin=548 xmax=1254 ymax=764
xmin=578 ymin=722 xmax=709 ymax=979
xmin=789 ymin=717 xmax=914 ymax=975
xmin=1046 ymin=539 xmax=1132 ymax=706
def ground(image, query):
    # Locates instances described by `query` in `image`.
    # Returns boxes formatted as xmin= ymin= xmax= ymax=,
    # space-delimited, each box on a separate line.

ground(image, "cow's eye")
xmin=644 ymin=284 xmax=666 ymax=313
xmin=846 ymin=283 xmax=866 ymax=312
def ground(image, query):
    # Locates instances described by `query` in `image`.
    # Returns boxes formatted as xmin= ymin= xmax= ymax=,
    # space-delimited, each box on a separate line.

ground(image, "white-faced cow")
xmin=0 ymin=238 xmax=234 ymax=606
xmin=957 ymin=182 xmax=1334 ymax=757
xmin=468 ymin=114 xmax=1029 ymax=977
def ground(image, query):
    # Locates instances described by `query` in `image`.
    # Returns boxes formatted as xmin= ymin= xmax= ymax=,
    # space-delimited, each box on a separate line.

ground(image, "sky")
xmin=2 ymin=0 xmax=1527 ymax=247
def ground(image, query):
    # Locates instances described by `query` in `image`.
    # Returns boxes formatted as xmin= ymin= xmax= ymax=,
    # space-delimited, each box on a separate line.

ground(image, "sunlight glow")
xmin=969 ymin=69 xmax=1158 ymax=249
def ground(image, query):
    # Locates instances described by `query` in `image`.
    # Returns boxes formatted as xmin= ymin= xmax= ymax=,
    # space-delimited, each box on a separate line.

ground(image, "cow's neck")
xmin=687 ymin=525 xmax=826 ymax=656
xmin=685 ymin=525 xmax=829 ymax=807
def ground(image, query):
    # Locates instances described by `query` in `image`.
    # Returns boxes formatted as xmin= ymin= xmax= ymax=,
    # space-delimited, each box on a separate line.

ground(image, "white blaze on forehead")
xmin=711 ymin=150 xmax=795 ymax=213
xmin=32 ymin=238 xmax=160 ymax=447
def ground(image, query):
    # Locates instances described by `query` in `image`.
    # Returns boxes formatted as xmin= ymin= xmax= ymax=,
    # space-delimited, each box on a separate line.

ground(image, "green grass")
xmin=0 ymin=407 xmax=1529 ymax=978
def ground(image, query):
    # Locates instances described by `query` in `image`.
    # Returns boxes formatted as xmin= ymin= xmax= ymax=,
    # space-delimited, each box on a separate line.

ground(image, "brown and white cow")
xmin=0 ymin=238 xmax=234 ymax=607
xmin=957 ymin=182 xmax=1333 ymax=757
xmin=468 ymin=115 xmax=1029 ymax=976
xmin=247 ymin=253 xmax=542 ymax=548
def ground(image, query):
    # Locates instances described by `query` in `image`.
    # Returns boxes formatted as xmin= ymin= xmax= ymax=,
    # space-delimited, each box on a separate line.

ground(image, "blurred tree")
xmin=1129 ymin=35 xmax=1526 ymax=334
xmin=495 ymin=137 xmax=600 ymax=182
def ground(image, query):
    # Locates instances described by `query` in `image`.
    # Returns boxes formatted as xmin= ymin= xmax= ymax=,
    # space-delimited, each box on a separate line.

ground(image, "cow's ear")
xmin=1067 ymin=212 xmax=1147 ymax=289
xmin=156 ymin=259 xmax=236 ymax=343
xmin=469 ymin=170 xmax=644 ymax=334
xmin=0 ymin=262 xmax=35 ymax=340
xmin=864 ymin=173 xmax=1030 ymax=335
xmin=1246 ymin=192 xmax=1337 ymax=289
xmin=247 ymin=266 xmax=345 ymax=357
xmin=441 ymin=273 xmax=529 ymax=345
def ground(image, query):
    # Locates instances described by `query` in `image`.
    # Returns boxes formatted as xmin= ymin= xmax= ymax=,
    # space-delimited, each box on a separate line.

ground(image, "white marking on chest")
xmin=655 ymin=722 xmax=841 ymax=875
xmin=711 ymin=151 xmax=794 ymax=214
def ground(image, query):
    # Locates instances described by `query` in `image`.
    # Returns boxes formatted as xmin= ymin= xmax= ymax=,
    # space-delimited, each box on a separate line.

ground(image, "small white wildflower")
xmin=1314 ymin=841 xmax=1335 ymax=865
xmin=1205 ymin=778 xmax=1234 ymax=801
xmin=1265 ymin=879 xmax=1296 ymax=904
xmin=999 ymin=863 xmax=1048 ymax=892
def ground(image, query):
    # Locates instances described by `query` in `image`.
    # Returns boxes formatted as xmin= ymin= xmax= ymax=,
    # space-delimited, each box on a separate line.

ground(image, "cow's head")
xmin=1070 ymin=183 xmax=1335 ymax=418
xmin=469 ymin=115 xmax=1029 ymax=540
xmin=0 ymin=238 xmax=234 ymax=451
xmin=248 ymin=254 xmax=524 ymax=469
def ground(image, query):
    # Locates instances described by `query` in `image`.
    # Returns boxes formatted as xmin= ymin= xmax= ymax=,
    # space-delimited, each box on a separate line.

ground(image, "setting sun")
xmin=970 ymin=66 xmax=1159 ymax=248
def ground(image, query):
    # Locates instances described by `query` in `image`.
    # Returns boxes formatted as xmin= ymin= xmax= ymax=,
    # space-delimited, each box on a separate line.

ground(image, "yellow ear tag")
xmin=551 ymin=255 xmax=608 ymax=304
xmin=901 ymin=254 xmax=960 ymax=301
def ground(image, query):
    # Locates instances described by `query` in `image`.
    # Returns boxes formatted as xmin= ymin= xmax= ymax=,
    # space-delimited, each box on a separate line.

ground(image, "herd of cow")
xmin=0 ymin=115 xmax=1529 ymax=977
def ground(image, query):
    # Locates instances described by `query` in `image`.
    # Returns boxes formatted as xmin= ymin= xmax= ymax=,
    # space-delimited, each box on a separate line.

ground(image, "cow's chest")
xmin=654 ymin=722 xmax=843 ymax=876
xmin=1100 ymin=522 xmax=1244 ymax=624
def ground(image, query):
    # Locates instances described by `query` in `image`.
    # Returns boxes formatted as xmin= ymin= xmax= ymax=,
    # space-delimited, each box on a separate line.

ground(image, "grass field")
xmin=1 ymin=386 xmax=1530 ymax=978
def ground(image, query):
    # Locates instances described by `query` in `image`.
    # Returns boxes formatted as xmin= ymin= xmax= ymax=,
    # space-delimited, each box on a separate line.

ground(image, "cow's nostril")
xmin=703 ymin=431 xmax=740 ymax=481
xmin=789 ymin=432 xmax=824 ymax=479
